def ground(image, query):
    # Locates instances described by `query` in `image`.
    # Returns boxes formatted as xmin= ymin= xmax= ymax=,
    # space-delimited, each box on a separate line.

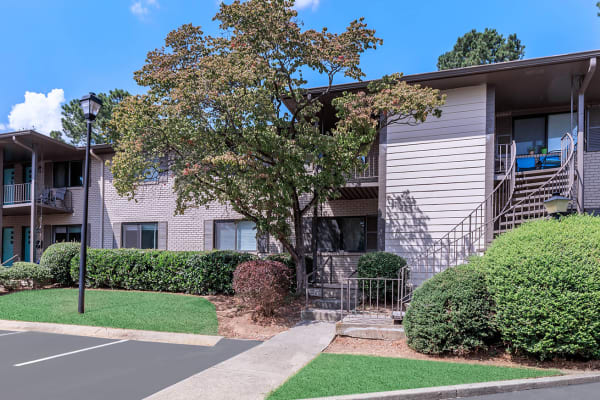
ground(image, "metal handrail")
xmin=499 ymin=132 xmax=575 ymax=229
xmin=407 ymin=140 xmax=517 ymax=285
xmin=1 ymin=255 xmax=20 ymax=267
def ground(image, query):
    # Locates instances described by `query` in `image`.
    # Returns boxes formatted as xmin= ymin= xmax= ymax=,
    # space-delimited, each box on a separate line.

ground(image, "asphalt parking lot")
xmin=0 ymin=329 xmax=260 ymax=400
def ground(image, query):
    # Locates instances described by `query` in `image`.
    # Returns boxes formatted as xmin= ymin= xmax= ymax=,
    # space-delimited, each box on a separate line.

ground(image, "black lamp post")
xmin=78 ymin=92 xmax=102 ymax=314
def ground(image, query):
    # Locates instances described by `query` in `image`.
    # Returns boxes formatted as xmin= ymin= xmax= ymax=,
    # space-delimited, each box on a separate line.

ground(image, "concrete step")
xmin=312 ymin=298 xmax=358 ymax=310
xmin=336 ymin=321 xmax=405 ymax=340
xmin=307 ymin=286 xmax=359 ymax=299
xmin=301 ymin=308 xmax=342 ymax=322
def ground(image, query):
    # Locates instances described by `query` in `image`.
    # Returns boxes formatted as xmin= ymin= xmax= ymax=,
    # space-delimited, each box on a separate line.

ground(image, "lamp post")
xmin=544 ymin=192 xmax=571 ymax=219
xmin=78 ymin=92 xmax=102 ymax=314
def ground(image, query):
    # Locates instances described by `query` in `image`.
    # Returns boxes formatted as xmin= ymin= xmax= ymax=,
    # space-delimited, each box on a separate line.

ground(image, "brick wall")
xmin=584 ymin=151 xmax=600 ymax=212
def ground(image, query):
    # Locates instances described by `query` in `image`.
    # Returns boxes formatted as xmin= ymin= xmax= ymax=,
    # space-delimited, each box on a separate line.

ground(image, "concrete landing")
xmin=146 ymin=321 xmax=336 ymax=400
xmin=336 ymin=321 xmax=405 ymax=340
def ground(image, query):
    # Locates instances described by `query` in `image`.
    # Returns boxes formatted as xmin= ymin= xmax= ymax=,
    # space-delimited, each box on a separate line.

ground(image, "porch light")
xmin=79 ymin=92 xmax=102 ymax=121
xmin=544 ymin=192 xmax=571 ymax=217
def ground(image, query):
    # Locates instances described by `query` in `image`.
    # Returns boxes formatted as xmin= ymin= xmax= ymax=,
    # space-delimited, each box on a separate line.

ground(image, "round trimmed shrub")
xmin=480 ymin=214 xmax=600 ymax=360
xmin=233 ymin=260 xmax=291 ymax=317
xmin=404 ymin=263 xmax=497 ymax=355
xmin=40 ymin=242 xmax=80 ymax=286
xmin=357 ymin=252 xmax=406 ymax=278
xmin=0 ymin=262 xmax=53 ymax=290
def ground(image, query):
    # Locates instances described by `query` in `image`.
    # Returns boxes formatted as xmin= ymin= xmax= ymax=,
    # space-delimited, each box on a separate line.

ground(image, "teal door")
xmin=3 ymin=168 xmax=14 ymax=205
xmin=22 ymin=227 xmax=31 ymax=263
xmin=2 ymin=228 xmax=14 ymax=266
xmin=24 ymin=165 xmax=32 ymax=202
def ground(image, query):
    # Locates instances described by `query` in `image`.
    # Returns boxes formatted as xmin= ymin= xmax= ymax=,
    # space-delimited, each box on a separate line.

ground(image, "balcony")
xmin=347 ymin=148 xmax=379 ymax=184
xmin=2 ymin=183 xmax=73 ymax=215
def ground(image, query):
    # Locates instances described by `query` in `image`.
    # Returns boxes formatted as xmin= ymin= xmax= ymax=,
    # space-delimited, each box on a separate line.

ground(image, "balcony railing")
xmin=4 ymin=183 xmax=31 ymax=205
xmin=349 ymin=150 xmax=378 ymax=182
xmin=3 ymin=184 xmax=72 ymax=212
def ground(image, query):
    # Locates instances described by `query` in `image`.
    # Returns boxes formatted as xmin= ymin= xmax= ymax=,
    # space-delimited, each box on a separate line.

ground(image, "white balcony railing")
xmin=3 ymin=183 xmax=31 ymax=205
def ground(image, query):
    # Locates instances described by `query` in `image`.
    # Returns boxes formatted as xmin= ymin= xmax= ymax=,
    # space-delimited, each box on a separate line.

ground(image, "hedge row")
xmin=0 ymin=262 xmax=52 ymax=290
xmin=68 ymin=248 xmax=257 ymax=295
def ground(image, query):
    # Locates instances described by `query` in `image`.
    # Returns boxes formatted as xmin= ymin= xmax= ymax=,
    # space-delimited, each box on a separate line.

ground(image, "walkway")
xmin=146 ymin=321 xmax=336 ymax=400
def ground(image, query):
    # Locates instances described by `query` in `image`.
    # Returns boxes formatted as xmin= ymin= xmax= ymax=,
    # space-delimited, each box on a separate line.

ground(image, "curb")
xmin=304 ymin=372 xmax=600 ymax=400
xmin=0 ymin=320 xmax=222 ymax=347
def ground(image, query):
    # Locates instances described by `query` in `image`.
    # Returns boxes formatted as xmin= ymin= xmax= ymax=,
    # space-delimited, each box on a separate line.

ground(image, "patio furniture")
xmin=541 ymin=152 xmax=561 ymax=169
xmin=516 ymin=156 xmax=537 ymax=172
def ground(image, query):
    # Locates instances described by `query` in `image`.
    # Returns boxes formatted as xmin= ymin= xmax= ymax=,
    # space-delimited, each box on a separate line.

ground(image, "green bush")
xmin=69 ymin=249 xmax=256 ymax=295
xmin=40 ymin=242 xmax=80 ymax=286
xmin=404 ymin=263 xmax=497 ymax=355
xmin=479 ymin=214 xmax=600 ymax=360
xmin=357 ymin=252 xmax=406 ymax=278
xmin=0 ymin=262 xmax=53 ymax=290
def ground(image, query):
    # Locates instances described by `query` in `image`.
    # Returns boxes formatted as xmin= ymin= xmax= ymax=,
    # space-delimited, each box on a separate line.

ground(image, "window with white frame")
xmin=214 ymin=220 xmax=257 ymax=251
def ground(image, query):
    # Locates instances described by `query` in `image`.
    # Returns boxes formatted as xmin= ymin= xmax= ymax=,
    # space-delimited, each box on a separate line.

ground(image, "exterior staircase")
xmin=496 ymin=168 xmax=560 ymax=234
xmin=303 ymin=133 xmax=577 ymax=332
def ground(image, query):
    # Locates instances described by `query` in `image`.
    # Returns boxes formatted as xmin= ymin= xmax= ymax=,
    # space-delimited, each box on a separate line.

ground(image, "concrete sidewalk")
xmin=146 ymin=321 xmax=336 ymax=400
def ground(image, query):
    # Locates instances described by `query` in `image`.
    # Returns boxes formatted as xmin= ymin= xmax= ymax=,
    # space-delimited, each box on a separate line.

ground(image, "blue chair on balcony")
xmin=516 ymin=157 xmax=536 ymax=172
xmin=541 ymin=152 xmax=561 ymax=169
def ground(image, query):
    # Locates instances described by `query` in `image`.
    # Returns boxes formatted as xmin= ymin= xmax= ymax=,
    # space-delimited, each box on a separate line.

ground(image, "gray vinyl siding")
xmin=384 ymin=84 xmax=488 ymax=261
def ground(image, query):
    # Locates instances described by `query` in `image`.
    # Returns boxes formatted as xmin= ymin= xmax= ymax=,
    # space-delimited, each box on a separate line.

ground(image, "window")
xmin=122 ymin=223 xmax=158 ymax=249
xmin=214 ymin=220 xmax=257 ymax=251
xmin=513 ymin=113 xmax=578 ymax=155
xmin=317 ymin=216 xmax=377 ymax=253
xmin=53 ymin=225 xmax=82 ymax=243
xmin=53 ymin=161 xmax=83 ymax=187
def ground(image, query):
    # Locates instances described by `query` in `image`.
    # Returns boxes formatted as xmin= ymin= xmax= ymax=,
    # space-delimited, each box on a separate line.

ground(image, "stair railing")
xmin=499 ymin=132 xmax=575 ymax=230
xmin=407 ymin=140 xmax=517 ymax=286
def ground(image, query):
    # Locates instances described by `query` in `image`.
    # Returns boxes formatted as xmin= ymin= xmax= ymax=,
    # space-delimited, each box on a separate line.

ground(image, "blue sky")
xmin=1 ymin=0 xmax=599 ymax=134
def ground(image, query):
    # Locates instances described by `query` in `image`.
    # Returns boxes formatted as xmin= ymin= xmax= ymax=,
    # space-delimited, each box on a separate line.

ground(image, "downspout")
xmin=90 ymin=149 xmax=104 ymax=248
xmin=12 ymin=136 xmax=36 ymax=262
xmin=577 ymin=57 xmax=597 ymax=213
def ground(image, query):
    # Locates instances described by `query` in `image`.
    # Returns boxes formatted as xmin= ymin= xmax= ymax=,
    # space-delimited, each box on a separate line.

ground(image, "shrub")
xmin=264 ymin=253 xmax=312 ymax=292
xmin=404 ymin=263 xmax=497 ymax=355
xmin=479 ymin=214 xmax=600 ymax=360
xmin=69 ymin=249 xmax=256 ymax=295
xmin=40 ymin=242 xmax=80 ymax=286
xmin=357 ymin=252 xmax=407 ymax=278
xmin=233 ymin=260 xmax=292 ymax=317
xmin=0 ymin=262 xmax=53 ymax=290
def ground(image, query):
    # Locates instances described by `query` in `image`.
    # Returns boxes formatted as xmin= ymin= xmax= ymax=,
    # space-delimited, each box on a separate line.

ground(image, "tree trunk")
xmin=294 ymin=207 xmax=306 ymax=294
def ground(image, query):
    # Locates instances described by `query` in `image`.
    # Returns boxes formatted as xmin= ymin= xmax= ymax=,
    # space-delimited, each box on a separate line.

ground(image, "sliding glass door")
xmin=514 ymin=117 xmax=545 ymax=155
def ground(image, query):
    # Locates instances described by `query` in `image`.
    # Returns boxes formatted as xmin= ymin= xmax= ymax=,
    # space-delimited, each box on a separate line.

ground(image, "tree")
xmin=55 ymin=89 xmax=130 ymax=145
xmin=110 ymin=0 xmax=445 ymax=292
xmin=437 ymin=28 xmax=525 ymax=70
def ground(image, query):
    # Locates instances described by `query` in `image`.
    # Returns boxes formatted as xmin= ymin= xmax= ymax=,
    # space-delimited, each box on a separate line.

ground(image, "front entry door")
xmin=2 ymin=228 xmax=14 ymax=266
xmin=22 ymin=227 xmax=31 ymax=263
xmin=3 ymin=168 xmax=15 ymax=205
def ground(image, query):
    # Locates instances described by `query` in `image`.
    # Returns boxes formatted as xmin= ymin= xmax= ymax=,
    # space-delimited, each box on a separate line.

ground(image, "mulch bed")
xmin=204 ymin=294 xmax=303 ymax=341
xmin=325 ymin=336 xmax=600 ymax=372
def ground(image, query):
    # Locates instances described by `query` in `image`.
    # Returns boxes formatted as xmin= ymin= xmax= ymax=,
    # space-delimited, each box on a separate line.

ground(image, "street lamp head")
xmin=544 ymin=192 xmax=571 ymax=216
xmin=79 ymin=92 xmax=103 ymax=121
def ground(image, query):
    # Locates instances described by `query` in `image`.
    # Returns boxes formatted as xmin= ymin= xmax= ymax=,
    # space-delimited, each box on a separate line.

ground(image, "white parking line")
xmin=14 ymin=339 xmax=129 ymax=367
xmin=0 ymin=331 xmax=23 ymax=337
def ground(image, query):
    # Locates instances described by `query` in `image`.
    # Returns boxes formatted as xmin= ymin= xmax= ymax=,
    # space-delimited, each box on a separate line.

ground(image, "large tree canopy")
xmin=437 ymin=28 xmax=525 ymax=70
xmin=51 ymin=89 xmax=130 ymax=145
xmin=111 ymin=0 xmax=445 ymax=290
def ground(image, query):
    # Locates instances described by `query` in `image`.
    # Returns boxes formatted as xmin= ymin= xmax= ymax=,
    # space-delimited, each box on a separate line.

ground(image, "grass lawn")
xmin=0 ymin=288 xmax=218 ymax=335
xmin=267 ymin=354 xmax=561 ymax=400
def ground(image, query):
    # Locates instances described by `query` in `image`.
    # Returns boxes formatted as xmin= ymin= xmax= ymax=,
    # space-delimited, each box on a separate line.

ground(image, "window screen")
xmin=317 ymin=217 xmax=368 ymax=252
xmin=214 ymin=221 xmax=256 ymax=251
xmin=122 ymin=223 xmax=158 ymax=249
xmin=514 ymin=117 xmax=546 ymax=155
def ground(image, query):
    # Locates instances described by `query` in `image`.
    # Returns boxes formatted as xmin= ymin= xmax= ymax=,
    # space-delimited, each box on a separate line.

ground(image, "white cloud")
xmin=294 ymin=0 xmax=320 ymax=10
xmin=3 ymin=89 xmax=65 ymax=134
xmin=130 ymin=0 xmax=159 ymax=19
